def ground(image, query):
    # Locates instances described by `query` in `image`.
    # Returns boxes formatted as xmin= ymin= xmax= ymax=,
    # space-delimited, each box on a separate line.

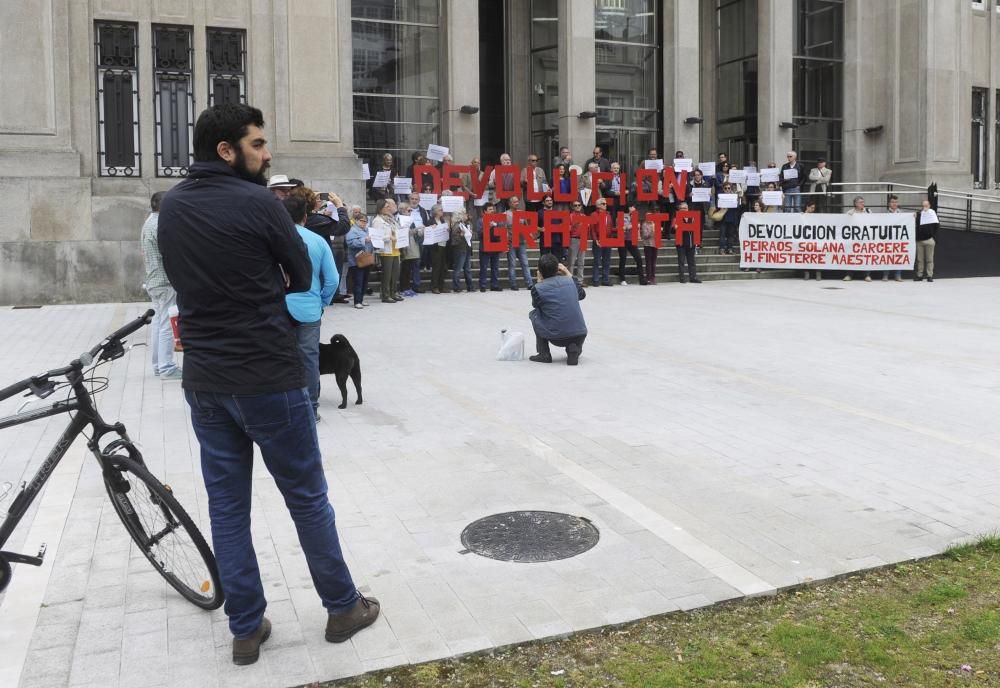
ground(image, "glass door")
xmin=596 ymin=128 xmax=656 ymax=171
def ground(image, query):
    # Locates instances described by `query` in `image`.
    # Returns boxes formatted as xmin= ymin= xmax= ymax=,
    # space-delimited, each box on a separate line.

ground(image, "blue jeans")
xmin=295 ymin=320 xmax=321 ymax=412
xmin=349 ymin=265 xmax=370 ymax=304
xmin=507 ymin=243 xmax=533 ymax=288
xmin=452 ymin=249 xmax=473 ymax=290
xmin=146 ymin=285 xmax=178 ymax=375
xmin=591 ymin=241 xmax=612 ymax=285
xmin=184 ymin=388 xmax=359 ymax=638
xmin=783 ymin=188 xmax=801 ymax=212
xmin=479 ymin=250 xmax=499 ymax=288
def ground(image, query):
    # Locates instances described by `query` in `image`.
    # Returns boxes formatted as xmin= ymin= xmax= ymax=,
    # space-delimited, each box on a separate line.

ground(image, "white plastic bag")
xmin=496 ymin=329 xmax=525 ymax=361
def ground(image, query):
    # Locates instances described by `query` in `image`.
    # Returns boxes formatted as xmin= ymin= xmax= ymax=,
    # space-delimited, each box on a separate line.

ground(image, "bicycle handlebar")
xmin=0 ymin=309 xmax=155 ymax=403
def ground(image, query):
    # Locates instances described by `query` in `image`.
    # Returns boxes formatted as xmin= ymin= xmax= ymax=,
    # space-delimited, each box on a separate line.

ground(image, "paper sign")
xmin=673 ymin=158 xmax=693 ymax=172
xmin=920 ymin=209 xmax=938 ymax=225
xmin=644 ymin=159 xmax=664 ymax=171
xmin=426 ymin=144 xmax=449 ymax=162
xmin=718 ymin=194 xmax=738 ymax=208
xmin=782 ymin=168 xmax=799 ymax=180
xmin=362 ymin=163 xmax=370 ymax=180
xmin=762 ymin=190 xmax=784 ymax=206
xmin=372 ymin=170 xmax=391 ymax=188
xmin=746 ymin=173 xmax=761 ymax=187
xmin=580 ymin=188 xmax=592 ymax=206
xmin=463 ymin=225 xmax=473 ymax=246
xmin=441 ymin=195 xmax=465 ymax=213
xmin=760 ymin=168 xmax=780 ymax=183
xmin=691 ymin=187 xmax=713 ymax=203
xmin=395 ymin=228 xmax=410 ymax=249
xmin=743 ymin=166 xmax=757 ymax=175
xmin=408 ymin=210 xmax=424 ymax=227
xmin=728 ymin=170 xmax=747 ymax=184
xmin=474 ymin=191 xmax=489 ymax=207
xmin=698 ymin=162 xmax=716 ymax=177
xmin=419 ymin=193 xmax=438 ymax=210
xmin=423 ymin=223 xmax=449 ymax=244
xmin=369 ymin=223 xmax=384 ymax=249
xmin=394 ymin=177 xmax=412 ymax=195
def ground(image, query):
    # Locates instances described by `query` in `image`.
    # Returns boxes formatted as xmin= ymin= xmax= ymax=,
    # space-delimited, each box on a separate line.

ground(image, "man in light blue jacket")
xmin=283 ymin=195 xmax=338 ymax=420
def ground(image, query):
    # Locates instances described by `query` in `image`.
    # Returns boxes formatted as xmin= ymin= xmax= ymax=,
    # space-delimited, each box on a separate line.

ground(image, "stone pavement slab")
xmin=2 ymin=277 xmax=1000 ymax=687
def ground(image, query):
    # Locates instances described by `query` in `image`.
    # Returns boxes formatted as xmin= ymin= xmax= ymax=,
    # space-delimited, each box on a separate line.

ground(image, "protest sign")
xmin=691 ymin=187 xmax=712 ymax=203
xmin=746 ymin=173 xmax=761 ymax=187
xmin=362 ymin=163 xmax=370 ymax=180
xmin=673 ymin=158 xmax=693 ymax=172
xmin=441 ymin=195 xmax=465 ymax=213
xmin=643 ymin=159 xmax=664 ymax=171
xmin=423 ymin=223 xmax=450 ymax=244
xmin=728 ymin=169 xmax=747 ymax=184
xmin=395 ymin=228 xmax=410 ymax=249
xmin=698 ymin=162 xmax=716 ymax=177
xmin=394 ymin=177 xmax=412 ymax=195
xmin=419 ymin=193 xmax=437 ymax=210
xmin=372 ymin=170 xmax=391 ymax=188
xmin=738 ymin=212 xmax=915 ymax=271
xmin=762 ymin=190 xmax=784 ymax=206
xmin=426 ymin=144 xmax=449 ymax=162
xmin=717 ymin=193 xmax=738 ymax=208
xmin=760 ymin=168 xmax=780 ymax=183
xmin=782 ymin=168 xmax=799 ymax=180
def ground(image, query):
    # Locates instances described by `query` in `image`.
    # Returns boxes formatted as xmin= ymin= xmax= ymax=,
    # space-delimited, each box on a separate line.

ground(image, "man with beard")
xmin=158 ymin=104 xmax=379 ymax=666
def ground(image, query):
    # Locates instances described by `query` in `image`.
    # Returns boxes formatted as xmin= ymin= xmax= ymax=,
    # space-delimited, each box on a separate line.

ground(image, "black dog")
xmin=318 ymin=334 xmax=363 ymax=409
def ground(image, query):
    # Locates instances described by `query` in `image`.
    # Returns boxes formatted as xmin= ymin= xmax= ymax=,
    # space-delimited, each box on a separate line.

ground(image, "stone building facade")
xmin=1 ymin=0 xmax=998 ymax=305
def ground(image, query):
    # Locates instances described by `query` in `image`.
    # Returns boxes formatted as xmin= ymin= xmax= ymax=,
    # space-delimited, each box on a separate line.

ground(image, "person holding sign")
xmin=428 ymin=204 xmax=450 ymax=294
xmin=450 ymin=209 xmax=474 ymax=292
xmin=367 ymin=153 xmax=395 ymax=202
xmin=686 ymin=169 xmax=713 ymax=228
xmin=672 ymin=202 xmax=702 ymax=284
xmin=617 ymin=205 xmax=646 ymax=286
xmin=808 ymin=158 xmax=832 ymax=212
xmin=780 ymin=151 xmax=805 ymax=212
xmin=800 ymin=199 xmax=823 ymax=280
xmin=372 ymin=198 xmax=403 ymax=303
xmin=639 ymin=218 xmax=659 ymax=285
xmin=716 ymin=183 xmax=742 ymax=255
xmin=399 ymin=193 xmax=429 ymax=296
xmin=590 ymin=198 xmax=614 ymax=287
xmin=505 ymin=196 xmax=534 ymax=291
xmin=883 ymin=195 xmax=904 ymax=282
xmin=844 ymin=196 xmax=872 ymax=282
xmin=478 ymin=201 xmax=503 ymax=292
xmin=915 ymin=199 xmax=939 ymax=282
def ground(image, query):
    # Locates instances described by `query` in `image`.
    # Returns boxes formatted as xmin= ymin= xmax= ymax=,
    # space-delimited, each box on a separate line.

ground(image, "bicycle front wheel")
xmin=103 ymin=455 xmax=223 ymax=610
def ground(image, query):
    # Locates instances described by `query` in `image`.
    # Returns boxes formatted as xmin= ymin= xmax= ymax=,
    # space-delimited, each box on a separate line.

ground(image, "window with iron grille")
xmin=95 ymin=22 xmax=140 ymax=177
xmin=153 ymin=25 xmax=194 ymax=177
xmin=207 ymin=28 xmax=246 ymax=107
xmin=972 ymin=87 xmax=987 ymax=189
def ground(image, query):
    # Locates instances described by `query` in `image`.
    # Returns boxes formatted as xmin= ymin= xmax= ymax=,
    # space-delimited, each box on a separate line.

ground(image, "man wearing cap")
xmin=808 ymin=158 xmax=832 ymax=212
xmin=267 ymin=174 xmax=297 ymax=200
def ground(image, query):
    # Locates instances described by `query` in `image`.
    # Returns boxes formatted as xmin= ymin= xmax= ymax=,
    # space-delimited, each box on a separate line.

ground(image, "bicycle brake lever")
xmin=28 ymin=378 xmax=56 ymax=399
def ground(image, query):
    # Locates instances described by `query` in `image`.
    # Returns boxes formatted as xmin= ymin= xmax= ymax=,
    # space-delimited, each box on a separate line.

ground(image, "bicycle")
xmin=0 ymin=310 xmax=223 ymax=610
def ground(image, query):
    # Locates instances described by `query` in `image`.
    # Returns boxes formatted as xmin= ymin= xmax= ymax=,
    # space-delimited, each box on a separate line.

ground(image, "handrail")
xmin=831 ymin=181 xmax=1000 ymax=204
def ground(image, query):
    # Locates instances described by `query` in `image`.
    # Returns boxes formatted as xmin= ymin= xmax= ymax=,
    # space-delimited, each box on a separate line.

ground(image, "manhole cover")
xmin=460 ymin=510 xmax=600 ymax=563
xmin=821 ymin=286 xmax=845 ymax=290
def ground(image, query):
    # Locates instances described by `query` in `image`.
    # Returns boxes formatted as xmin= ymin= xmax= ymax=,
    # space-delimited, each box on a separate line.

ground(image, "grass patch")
xmin=320 ymin=539 xmax=1000 ymax=687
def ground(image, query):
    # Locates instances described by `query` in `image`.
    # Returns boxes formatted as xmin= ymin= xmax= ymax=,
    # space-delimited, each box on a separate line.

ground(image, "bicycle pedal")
xmin=37 ymin=543 xmax=47 ymax=562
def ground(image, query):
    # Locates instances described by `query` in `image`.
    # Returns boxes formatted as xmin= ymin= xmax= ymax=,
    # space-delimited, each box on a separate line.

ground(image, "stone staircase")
xmin=366 ymin=226 xmax=797 ymax=291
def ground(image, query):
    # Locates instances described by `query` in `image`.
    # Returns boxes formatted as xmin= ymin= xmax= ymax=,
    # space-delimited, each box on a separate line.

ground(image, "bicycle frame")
xmin=0 ymin=364 xmax=132 ymax=567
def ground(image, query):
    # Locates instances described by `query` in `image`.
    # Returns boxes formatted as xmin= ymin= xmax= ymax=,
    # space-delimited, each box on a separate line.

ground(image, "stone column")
xmin=557 ymin=0 xmax=595 ymax=165
xmin=662 ymin=0 xmax=702 ymax=159
xmin=443 ymin=0 xmax=481 ymax=165
xmin=508 ymin=0 xmax=532 ymax=162
xmin=882 ymin=0 xmax=973 ymax=188
xmin=756 ymin=0 xmax=794 ymax=167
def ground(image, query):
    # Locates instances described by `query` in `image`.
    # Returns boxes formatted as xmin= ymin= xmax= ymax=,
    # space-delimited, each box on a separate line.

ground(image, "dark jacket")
xmin=779 ymin=162 xmax=805 ymax=191
xmin=916 ymin=211 xmax=939 ymax=241
xmin=158 ymin=161 xmax=312 ymax=394
xmin=305 ymin=208 xmax=350 ymax=251
xmin=529 ymin=275 xmax=588 ymax=341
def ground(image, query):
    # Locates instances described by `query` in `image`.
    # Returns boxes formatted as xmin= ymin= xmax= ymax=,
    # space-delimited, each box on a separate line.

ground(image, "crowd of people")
xmin=259 ymin=146 xmax=939 ymax=302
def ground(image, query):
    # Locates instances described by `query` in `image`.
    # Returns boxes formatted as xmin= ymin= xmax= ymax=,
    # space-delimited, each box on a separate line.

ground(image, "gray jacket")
xmin=529 ymin=275 xmax=587 ymax=340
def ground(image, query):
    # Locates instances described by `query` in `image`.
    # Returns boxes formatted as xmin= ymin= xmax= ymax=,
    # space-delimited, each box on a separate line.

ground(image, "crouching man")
xmin=529 ymin=253 xmax=588 ymax=366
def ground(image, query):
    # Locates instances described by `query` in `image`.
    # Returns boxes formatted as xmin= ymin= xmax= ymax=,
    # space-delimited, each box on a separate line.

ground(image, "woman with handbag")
xmin=371 ymin=198 xmax=404 ymax=303
xmin=450 ymin=209 xmax=474 ymax=292
xmin=346 ymin=214 xmax=375 ymax=308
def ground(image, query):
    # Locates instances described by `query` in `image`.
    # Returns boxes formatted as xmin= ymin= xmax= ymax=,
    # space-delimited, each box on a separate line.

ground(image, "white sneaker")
xmin=864 ymin=275 xmax=872 ymax=282
xmin=354 ymin=304 xmax=363 ymax=309
xmin=620 ymin=281 xmax=628 ymax=286
xmin=842 ymin=275 xmax=852 ymax=281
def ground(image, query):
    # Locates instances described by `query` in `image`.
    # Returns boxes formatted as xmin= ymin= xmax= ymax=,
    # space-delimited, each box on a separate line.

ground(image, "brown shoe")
xmin=232 ymin=617 xmax=271 ymax=665
xmin=325 ymin=596 xmax=380 ymax=643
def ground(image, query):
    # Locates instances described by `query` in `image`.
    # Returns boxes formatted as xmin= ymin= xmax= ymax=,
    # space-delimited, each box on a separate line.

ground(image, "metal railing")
xmin=800 ymin=182 xmax=1000 ymax=233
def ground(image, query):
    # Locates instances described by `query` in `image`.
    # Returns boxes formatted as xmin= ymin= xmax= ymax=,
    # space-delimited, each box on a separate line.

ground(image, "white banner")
xmin=738 ymin=213 xmax=916 ymax=271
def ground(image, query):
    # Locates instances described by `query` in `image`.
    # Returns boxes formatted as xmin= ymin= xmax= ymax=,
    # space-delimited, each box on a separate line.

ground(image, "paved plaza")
xmin=2 ymin=277 xmax=1000 ymax=688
